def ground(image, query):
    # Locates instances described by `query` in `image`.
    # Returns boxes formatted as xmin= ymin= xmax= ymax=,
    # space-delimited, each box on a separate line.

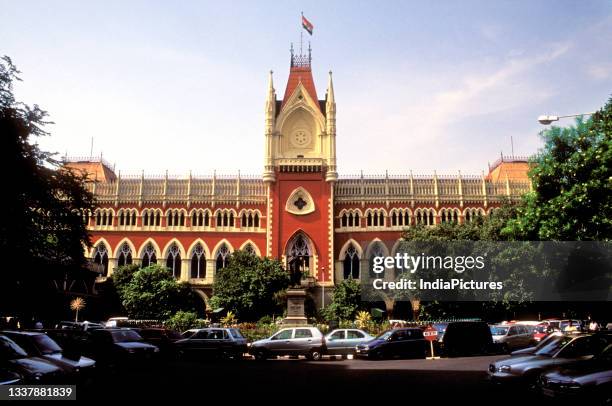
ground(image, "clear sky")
xmin=2 ymin=0 xmax=611 ymax=176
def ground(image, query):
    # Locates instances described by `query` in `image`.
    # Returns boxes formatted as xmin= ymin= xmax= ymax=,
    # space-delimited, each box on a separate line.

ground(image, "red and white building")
xmin=65 ymin=48 xmax=531 ymax=308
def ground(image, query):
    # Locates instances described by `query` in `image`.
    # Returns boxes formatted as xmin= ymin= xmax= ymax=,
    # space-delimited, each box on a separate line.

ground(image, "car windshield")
xmin=535 ymin=335 xmax=574 ymax=357
xmin=110 ymin=330 xmax=143 ymax=343
xmin=229 ymin=329 xmax=243 ymax=339
xmin=376 ymin=331 xmax=394 ymax=340
xmin=32 ymin=335 xmax=62 ymax=355
xmin=490 ymin=326 xmax=509 ymax=335
xmin=0 ymin=336 xmax=28 ymax=359
xmin=181 ymin=330 xmax=197 ymax=338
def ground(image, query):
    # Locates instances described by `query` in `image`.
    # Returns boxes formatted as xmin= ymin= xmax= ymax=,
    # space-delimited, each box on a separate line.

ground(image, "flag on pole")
xmin=302 ymin=14 xmax=313 ymax=35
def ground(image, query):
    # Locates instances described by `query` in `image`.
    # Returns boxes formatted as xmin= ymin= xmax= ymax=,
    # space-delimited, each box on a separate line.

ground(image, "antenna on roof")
xmin=90 ymin=137 xmax=94 ymax=159
xmin=510 ymin=136 xmax=515 ymax=156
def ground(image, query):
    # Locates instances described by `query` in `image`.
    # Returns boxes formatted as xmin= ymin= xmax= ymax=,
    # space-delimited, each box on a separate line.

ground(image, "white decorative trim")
xmin=285 ymin=187 xmax=315 ymax=215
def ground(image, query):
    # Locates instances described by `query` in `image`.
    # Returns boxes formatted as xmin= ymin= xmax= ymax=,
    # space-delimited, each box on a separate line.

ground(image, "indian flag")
xmin=302 ymin=15 xmax=313 ymax=35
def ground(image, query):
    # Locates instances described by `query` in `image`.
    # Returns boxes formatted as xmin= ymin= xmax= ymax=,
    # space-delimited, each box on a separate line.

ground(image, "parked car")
xmin=0 ymin=335 xmax=64 ymax=384
xmin=325 ymin=329 xmax=374 ymax=356
xmin=2 ymin=331 xmax=95 ymax=380
xmin=538 ymin=344 xmax=612 ymax=402
xmin=488 ymin=332 xmax=611 ymax=386
xmin=355 ymin=328 xmax=427 ymax=360
xmin=133 ymin=328 xmax=183 ymax=355
xmin=79 ymin=328 xmax=159 ymax=367
xmin=532 ymin=323 xmax=553 ymax=343
xmin=490 ymin=324 xmax=534 ymax=352
xmin=105 ymin=317 xmax=129 ymax=328
xmin=510 ymin=332 xmax=564 ymax=356
xmin=440 ymin=321 xmax=493 ymax=357
xmin=250 ymin=327 xmax=325 ymax=361
xmin=174 ymin=328 xmax=247 ymax=360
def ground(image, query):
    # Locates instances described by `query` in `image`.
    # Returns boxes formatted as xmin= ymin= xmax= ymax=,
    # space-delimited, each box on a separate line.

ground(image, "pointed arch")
xmin=114 ymin=238 xmax=137 ymax=259
xmin=212 ymin=239 xmax=235 ymax=257
xmin=186 ymin=238 xmax=211 ymax=259
xmin=91 ymin=237 xmax=113 ymax=258
xmin=365 ymin=238 xmax=390 ymax=259
xmin=239 ymin=240 xmax=261 ymax=256
xmin=161 ymin=238 xmax=186 ymax=259
xmin=337 ymin=238 xmax=364 ymax=261
xmin=137 ymin=238 xmax=161 ymax=260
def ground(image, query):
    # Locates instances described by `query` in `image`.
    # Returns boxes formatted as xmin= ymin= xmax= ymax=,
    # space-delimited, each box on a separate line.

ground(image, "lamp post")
xmin=537 ymin=112 xmax=595 ymax=125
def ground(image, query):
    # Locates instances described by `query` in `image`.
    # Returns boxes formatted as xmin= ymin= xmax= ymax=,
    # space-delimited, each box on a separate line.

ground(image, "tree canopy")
xmin=0 ymin=56 xmax=94 ymax=317
xmin=506 ymin=99 xmax=612 ymax=240
xmin=209 ymin=250 xmax=290 ymax=321
xmin=114 ymin=264 xmax=198 ymax=320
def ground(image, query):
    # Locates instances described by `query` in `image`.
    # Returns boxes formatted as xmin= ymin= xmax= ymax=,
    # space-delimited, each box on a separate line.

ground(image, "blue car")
xmin=355 ymin=328 xmax=427 ymax=360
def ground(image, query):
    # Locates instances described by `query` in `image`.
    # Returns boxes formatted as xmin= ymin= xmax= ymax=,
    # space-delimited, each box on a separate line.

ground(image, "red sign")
xmin=423 ymin=326 xmax=438 ymax=341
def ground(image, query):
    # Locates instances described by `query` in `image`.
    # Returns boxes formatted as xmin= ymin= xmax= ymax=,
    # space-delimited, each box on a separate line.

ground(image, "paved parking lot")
xmin=81 ymin=354 xmax=543 ymax=402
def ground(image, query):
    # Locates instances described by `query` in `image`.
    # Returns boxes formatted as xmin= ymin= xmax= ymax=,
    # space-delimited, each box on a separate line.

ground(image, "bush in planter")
xmin=164 ymin=311 xmax=206 ymax=332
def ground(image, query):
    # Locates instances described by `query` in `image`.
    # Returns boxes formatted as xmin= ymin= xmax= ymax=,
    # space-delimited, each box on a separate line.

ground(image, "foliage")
xmin=355 ymin=310 xmax=372 ymax=329
xmin=321 ymin=279 xmax=362 ymax=322
xmin=119 ymin=265 xmax=197 ymax=319
xmin=110 ymin=264 xmax=140 ymax=296
xmin=0 ymin=56 xmax=95 ymax=316
xmin=221 ymin=311 xmax=237 ymax=326
xmin=506 ymin=102 xmax=612 ymax=240
xmin=209 ymin=250 xmax=290 ymax=321
xmin=164 ymin=311 xmax=201 ymax=333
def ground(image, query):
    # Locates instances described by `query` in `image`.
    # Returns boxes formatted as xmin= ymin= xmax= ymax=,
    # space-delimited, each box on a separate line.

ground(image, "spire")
xmin=265 ymin=70 xmax=276 ymax=112
xmin=326 ymin=70 xmax=335 ymax=105
xmin=282 ymin=44 xmax=319 ymax=111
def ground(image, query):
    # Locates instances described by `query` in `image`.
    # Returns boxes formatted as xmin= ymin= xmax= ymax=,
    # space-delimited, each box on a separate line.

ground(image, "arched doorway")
xmin=286 ymin=233 xmax=314 ymax=285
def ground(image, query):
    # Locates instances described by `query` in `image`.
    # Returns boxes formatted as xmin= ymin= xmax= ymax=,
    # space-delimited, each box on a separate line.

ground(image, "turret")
xmin=325 ymin=71 xmax=338 ymax=182
xmin=263 ymin=70 xmax=277 ymax=183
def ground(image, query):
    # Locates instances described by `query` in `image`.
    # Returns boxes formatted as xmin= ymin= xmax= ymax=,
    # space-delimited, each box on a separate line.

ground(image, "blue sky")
xmin=2 ymin=0 xmax=611 ymax=175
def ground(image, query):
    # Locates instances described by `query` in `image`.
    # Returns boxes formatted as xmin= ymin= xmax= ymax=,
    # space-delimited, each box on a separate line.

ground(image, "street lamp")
xmin=537 ymin=112 xmax=595 ymax=125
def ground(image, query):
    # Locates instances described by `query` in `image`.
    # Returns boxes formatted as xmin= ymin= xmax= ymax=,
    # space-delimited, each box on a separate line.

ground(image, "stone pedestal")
xmin=282 ymin=288 xmax=308 ymax=325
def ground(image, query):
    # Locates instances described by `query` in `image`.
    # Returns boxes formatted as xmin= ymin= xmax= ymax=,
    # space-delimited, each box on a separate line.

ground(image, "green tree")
xmin=321 ymin=279 xmax=361 ymax=321
xmin=110 ymin=264 xmax=140 ymax=295
xmin=507 ymin=100 xmax=612 ymax=240
xmin=0 ymin=56 xmax=95 ymax=317
xmin=119 ymin=265 xmax=197 ymax=319
xmin=209 ymin=250 xmax=290 ymax=321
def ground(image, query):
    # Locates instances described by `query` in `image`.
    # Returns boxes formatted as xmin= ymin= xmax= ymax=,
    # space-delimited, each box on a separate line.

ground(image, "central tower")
xmin=264 ymin=46 xmax=336 ymax=285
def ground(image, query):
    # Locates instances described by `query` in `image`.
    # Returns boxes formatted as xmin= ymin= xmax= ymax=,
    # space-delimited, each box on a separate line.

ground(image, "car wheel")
xmin=254 ymin=350 xmax=268 ymax=361
xmin=308 ymin=349 xmax=322 ymax=361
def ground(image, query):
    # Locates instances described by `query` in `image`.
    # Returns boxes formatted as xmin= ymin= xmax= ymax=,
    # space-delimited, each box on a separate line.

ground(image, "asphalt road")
xmin=77 ymin=354 xmax=558 ymax=403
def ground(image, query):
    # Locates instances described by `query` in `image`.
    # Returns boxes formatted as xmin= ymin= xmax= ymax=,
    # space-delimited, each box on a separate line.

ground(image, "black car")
xmin=174 ymin=328 xmax=247 ymax=360
xmin=510 ymin=332 xmax=564 ymax=357
xmin=355 ymin=328 xmax=427 ymax=359
xmin=79 ymin=329 xmax=159 ymax=367
xmin=0 ymin=335 xmax=64 ymax=384
xmin=538 ymin=343 xmax=612 ymax=402
xmin=440 ymin=321 xmax=493 ymax=357
xmin=133 ymin=328 xmax=183 ymax=355
xmin=0 ymin=368 xmax=22 ymax=385
xmin=2 ymin=331 xmax=95 ymax=381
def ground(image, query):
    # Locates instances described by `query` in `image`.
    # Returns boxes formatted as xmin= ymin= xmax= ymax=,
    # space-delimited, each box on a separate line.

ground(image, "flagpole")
xmin=300 ymin=11 xmax=303 ymax=55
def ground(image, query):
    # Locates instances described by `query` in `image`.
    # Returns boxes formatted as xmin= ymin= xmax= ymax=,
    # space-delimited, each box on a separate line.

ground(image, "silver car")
xmin=490 ymin=324 xmax=534 ymax=352
xmin=249 ymin=327 xmax=325 ymax=361
xmin=325 ymin=329 xmax=374 ymax=356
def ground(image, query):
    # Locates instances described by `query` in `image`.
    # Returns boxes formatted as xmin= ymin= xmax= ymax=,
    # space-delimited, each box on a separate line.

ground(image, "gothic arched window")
xmin=368 ymin=242 xmax=385 ymax=278
xmin=141 ymin=242 xmax=157 ymax=267
xmin=117 ymin=242 xmax=133 ymax=267
xmin=215 ymin=243 xmax=230 ymax=271
xmin=191 ymin=244 xmax=206 ymax=279
xmin=244 ymin=243 xmax=256 ymax=256
xmin=166 ymin=243 xmax=181 ymax=279
xmin=93 ymin=243 xmax=109 ymax=276
xmin=343 ymin=244 xmax=360 ymax=279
